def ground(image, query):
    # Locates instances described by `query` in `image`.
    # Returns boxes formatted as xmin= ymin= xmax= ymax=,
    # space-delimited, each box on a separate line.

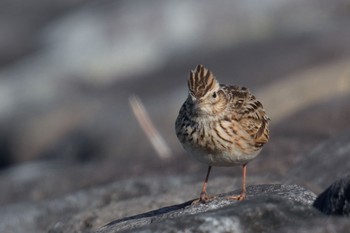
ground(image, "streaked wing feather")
xmin=226 ymin=85 xmax=270 ymax=145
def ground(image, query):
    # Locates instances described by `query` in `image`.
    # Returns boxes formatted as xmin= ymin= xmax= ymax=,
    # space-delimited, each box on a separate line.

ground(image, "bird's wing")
xmin=225 ymin=85 xmax=270 ymax=146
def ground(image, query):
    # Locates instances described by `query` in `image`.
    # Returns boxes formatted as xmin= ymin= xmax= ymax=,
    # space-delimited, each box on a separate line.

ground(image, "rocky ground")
xmin=95 ymin=184 xmax=319 ymax=233
xmin=0 ymin=1 xmax=350 ymax=233
xmin=1 ymin=131 xmax=350 ymax=233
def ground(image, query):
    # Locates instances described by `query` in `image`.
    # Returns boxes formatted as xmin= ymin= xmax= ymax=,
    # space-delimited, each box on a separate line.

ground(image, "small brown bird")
xmin=175 ymin=64 xmax=270 ymax=203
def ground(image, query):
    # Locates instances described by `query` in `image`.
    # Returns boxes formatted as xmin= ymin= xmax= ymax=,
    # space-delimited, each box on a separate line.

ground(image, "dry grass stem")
xmin=129 ymin=95 xmax=172 ymax=159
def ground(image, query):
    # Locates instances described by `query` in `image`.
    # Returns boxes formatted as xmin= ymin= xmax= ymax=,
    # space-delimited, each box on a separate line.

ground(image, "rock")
xmin=0 ymin=175 xmax=200 ymax=233
xmin=313 ymin=175 xmax=350 ymax=216
xmin=94 ymin=184 xmax=318 ymax=233
xmin=118 ymin=197 xmax=320 ymax=233
xmin=44 ymin=176 xmax=271 ymax=233
xmin=287 ymin=130 xmax=350 ymax=192
xmin=280 ymin=218 xmax=350 ymax=233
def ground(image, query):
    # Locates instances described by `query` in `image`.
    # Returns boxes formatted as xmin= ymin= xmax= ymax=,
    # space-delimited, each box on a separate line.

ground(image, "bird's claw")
xmin=191 ymin=192 xmax=216 ymax=205
xmin=226 ymin=193 xmax=246 ymax=201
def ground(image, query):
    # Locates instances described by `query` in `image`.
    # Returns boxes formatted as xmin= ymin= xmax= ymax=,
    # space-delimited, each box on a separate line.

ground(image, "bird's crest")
xmin=188 ymin=64 xmax=218 ymax=99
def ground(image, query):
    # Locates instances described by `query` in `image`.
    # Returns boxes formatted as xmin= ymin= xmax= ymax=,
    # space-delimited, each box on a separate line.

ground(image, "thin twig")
xmin=129 ymin=95 xmax=172 ymax=159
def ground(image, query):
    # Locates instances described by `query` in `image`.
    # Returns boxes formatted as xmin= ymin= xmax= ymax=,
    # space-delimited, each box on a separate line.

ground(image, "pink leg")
xmin=227 ymin=164 xmax=247 ymax=201
xmin=192 ymin=166 xmax=216 ymax=204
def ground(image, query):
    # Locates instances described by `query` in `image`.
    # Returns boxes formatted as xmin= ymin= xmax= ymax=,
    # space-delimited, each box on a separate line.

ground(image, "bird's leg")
xmin=192 ymin=166 xmax=215 ymax=204
xmin=227 ymin=163 xmax=247 ymax=201
xmin=200 ymin=166 xmax=211 ymax=201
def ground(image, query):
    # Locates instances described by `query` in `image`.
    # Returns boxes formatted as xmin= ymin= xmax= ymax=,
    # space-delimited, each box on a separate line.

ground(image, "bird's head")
xmin=187 ymin=64 xmax=227 ymax=116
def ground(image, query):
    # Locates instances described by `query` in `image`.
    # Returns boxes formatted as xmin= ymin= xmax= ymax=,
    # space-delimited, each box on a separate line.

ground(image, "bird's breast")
xmin=176 ymin=117 xmax=261 ymax=166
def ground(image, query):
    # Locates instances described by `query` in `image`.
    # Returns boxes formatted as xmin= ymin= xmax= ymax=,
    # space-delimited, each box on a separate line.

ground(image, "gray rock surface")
xmin=94 ymin=184 xmax=317 ymax=233
xmin=281 ymin=218 xmax=350 ymax=233
xmin=313 ymin=175 xmax=350 ymax=216
xmin=0 ymin=175 xmax=199 ymax=233
xmin=120 ymin=198 xmax=319 ymax=233
xmin=39 ymin=176 xmax=272 ymax=233
xmin=287 ymin=130 xmax=350 ymax=192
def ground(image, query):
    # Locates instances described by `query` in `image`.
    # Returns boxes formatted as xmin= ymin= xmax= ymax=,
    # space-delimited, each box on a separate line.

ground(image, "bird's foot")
xmin=226 ymin=192 xmax=246 ymax=201
xmin=192 ymin=192 xmax=216 ymax=205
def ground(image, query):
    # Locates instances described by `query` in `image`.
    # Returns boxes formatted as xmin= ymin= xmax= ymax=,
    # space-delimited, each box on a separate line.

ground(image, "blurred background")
xmin=0 ymin=0 xmax=350 ymax=208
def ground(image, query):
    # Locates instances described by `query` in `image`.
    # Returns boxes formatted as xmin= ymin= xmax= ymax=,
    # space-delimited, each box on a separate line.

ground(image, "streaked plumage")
xmin=175 ymin=64 xmax=270 ymax=202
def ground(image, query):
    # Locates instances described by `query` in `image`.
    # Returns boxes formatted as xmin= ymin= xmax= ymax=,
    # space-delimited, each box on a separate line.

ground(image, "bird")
xmin=175 ymin=64 xmax=270 ymax=203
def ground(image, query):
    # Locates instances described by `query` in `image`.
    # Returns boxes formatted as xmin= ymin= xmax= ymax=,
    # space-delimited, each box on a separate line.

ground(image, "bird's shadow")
xmin=104 ymin=199 xmax=195 ymax=227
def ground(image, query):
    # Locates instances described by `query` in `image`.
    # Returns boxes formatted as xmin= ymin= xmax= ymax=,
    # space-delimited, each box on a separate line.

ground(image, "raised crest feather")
xmin=188 ymin=64 xmax=218 ymax=99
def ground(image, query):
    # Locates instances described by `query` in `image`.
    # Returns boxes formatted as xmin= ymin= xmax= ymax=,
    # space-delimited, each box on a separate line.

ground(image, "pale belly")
xmin=183 ymin=143 xmax=261 ymax=166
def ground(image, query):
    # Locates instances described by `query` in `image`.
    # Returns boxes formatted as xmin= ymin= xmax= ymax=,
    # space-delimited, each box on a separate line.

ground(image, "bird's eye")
xmin=212 ymin=92 xmax=217 ymax=98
